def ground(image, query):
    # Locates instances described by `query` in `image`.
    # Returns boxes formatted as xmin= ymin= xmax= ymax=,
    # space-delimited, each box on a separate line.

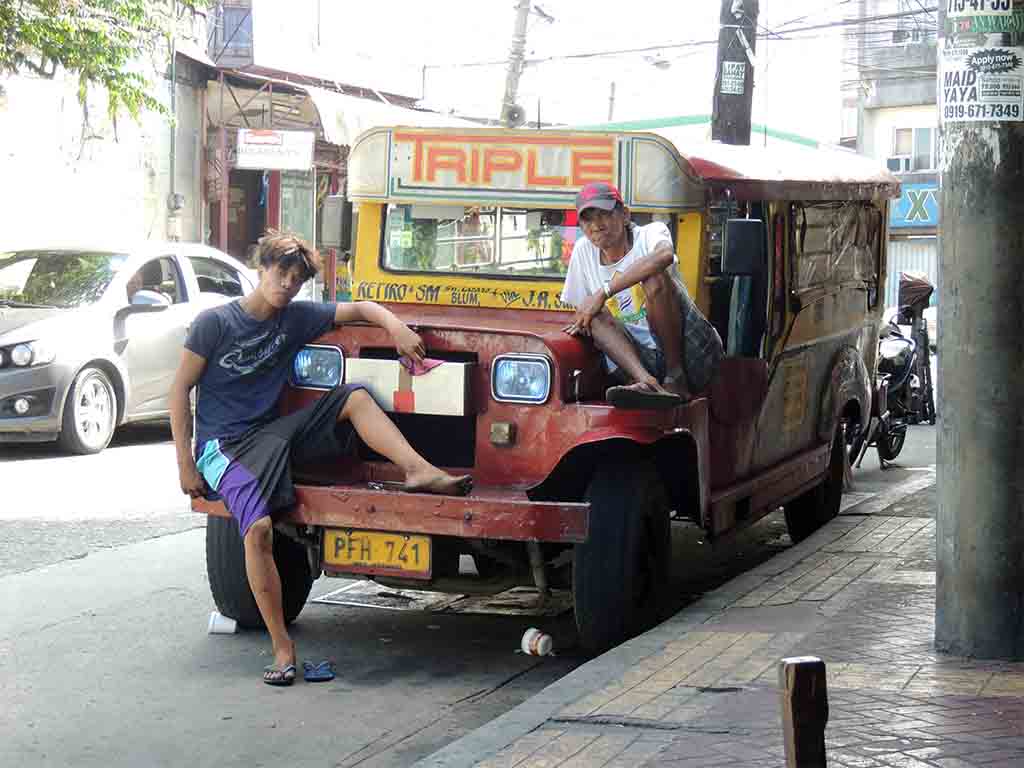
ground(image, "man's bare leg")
xmin=641 ymin=272 xmax=688 ymax=397
xmin=243 ymin=516 xmax=294 ymax=676
xmin=341 ymin=389 xmax=472 ymax=495
xmin=589 ymin=311 xmax=675 ymax=397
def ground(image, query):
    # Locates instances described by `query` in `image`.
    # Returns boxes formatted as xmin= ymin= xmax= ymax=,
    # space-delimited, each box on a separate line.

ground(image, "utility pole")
xmin=500 ymin=0 xmax=532 ymax=127
xmin=934 ymin=4 xmax=1024 ymax=659
xmin=608 ymin=81 xmax=616 ymax=122
xmin=711 ymin=0 xmax=759 ymax=145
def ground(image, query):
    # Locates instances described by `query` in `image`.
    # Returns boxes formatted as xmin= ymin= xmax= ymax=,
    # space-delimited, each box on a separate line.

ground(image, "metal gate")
xmin=885 ymin=237 xmax=938 ymax=309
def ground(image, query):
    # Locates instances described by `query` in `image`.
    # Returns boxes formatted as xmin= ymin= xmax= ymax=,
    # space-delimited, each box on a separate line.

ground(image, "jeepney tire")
xmin=573 ymin=461 xmax=671 ymax=655
xmin=784 ymin=421 xmax=846 ymax=544
xmin=206 ymin=516 xmax=314 ymax=629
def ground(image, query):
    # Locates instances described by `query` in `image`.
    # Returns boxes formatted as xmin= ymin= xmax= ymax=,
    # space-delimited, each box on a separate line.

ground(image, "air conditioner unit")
xmin=886 ymin=156 xmax=912 ymax=173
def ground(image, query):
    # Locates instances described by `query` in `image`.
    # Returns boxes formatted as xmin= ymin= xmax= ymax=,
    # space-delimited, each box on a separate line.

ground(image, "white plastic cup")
xmin=207 ymin=611 xmax=238 ymax=635
xmin=521 ymin=627 xmax=553 ymax=656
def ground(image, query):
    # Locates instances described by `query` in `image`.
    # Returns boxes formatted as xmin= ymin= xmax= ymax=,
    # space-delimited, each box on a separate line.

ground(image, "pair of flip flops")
xmin=262 ymin=660 xmax=335 ymax=686
xmin=606 ymin=384 xmax=682 ymax=411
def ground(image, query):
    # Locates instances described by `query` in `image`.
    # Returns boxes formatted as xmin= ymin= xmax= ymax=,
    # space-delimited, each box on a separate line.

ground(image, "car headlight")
xmin=292 ymin=345 xmax=344 ymax=390
xmin=7 ymin=340 xmax=55 ymax=367
xmin=491 ymin=354 xmax=552 ymax=404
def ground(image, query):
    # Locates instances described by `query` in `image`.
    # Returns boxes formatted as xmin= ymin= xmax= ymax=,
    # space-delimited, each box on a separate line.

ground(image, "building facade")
xmin=842 ymin=0 xmax=939 ymax=308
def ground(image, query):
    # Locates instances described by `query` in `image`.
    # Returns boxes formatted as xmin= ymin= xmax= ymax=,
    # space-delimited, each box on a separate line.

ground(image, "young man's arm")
xmin=568 ymin=240 xmax=676 ymax=336
xmin=333 ymin=301 xmax=425 ymax=362
xmin=170 ymin=348 xmax=209 ymax=498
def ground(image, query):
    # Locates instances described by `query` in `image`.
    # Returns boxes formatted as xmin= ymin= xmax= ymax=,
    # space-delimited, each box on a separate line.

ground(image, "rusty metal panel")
xmin=193 ymin=485 xmax=589 ymax=543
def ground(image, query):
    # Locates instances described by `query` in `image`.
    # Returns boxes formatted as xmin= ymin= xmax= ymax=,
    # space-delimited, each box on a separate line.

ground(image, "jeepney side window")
xmin=793 ymin=202 xmax=881 ymax=296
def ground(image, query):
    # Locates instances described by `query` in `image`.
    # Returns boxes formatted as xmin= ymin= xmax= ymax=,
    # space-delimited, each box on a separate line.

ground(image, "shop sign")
xmin=890 ymin=183 xmax=939 ymax=229
xmin=235 ymin=129 xmax=315 ymax=171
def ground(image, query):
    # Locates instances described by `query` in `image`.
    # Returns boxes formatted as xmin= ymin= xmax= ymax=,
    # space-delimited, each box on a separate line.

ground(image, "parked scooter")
xmin=850 ymin=272 xmax=936 ymax=468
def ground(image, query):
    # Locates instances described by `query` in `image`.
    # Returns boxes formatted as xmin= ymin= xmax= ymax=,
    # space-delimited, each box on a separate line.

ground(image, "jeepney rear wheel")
xmin=784 ymin=421 xmax=847 ymax=544
xmin=206 ymin=516 xmax=314 ymax=629
xmin=573 ymin=461 xmax=671 ymax=655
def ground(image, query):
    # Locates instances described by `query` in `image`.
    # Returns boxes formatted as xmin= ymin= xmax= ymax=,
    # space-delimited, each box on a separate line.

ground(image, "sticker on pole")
xmin=720 ymin=61 xmax=746 ymax=95
xmin=941 ymin=46 xmax=1024 ymax=122
xmin=946 ymin=0 xmax=1014 ymax=19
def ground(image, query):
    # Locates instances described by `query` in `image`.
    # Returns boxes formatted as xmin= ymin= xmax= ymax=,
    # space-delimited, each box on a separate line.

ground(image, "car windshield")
xmin=381 ymin=204 xmax=580 ymax=279
xmin=0 ymin=250 xmax=129 ymax=308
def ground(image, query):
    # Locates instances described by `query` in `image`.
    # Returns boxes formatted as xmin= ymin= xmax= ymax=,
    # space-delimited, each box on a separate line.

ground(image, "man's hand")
xmin=179 ymin=464 xmax=208 ymax=499
xmin=563 ymin=290 xmax=606 ymax=337
xmin=391 ymin=323 xmax=426 ymax=363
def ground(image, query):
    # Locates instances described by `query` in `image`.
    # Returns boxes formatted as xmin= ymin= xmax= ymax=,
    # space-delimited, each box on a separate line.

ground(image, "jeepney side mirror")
xmin=722 ymin=218 xmax=767 ymax=278
xmin=321 ymin=194 xmax=354 ymax=262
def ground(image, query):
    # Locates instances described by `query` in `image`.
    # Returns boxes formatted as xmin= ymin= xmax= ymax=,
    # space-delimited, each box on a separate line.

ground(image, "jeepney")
xmin=196 ymin=127 xmax=899 ymax=653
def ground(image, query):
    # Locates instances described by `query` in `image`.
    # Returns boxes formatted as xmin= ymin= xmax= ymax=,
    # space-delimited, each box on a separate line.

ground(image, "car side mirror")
xmin=130 ymin=289 xmax=171 ymax=308
xmin=722 ymin=219 xmax=768 ymax=278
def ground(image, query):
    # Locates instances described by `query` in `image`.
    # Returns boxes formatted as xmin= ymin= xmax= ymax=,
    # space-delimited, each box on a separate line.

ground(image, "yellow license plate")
xmin=322 ymin=529 xmax=432 ymax=579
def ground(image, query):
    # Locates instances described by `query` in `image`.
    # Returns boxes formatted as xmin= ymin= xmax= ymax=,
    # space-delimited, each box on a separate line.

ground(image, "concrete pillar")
xmin=934 ymin=7 xmax=1024 ymax=659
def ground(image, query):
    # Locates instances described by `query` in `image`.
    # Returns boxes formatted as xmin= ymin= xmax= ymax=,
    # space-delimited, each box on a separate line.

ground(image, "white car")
xmin=0 ymin=242 xmax=257 ymax=453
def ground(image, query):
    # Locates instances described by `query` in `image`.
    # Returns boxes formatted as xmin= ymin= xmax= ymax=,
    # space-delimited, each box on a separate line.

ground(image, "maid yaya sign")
xmin=891 ymin=183 xmax=939 ymax=229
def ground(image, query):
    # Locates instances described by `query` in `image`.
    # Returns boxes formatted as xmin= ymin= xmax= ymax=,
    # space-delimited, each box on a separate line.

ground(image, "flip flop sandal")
xmin=263 ymin=663 xmax=296 ymax=687
xmin=606 ymin=385 xmax=682 ymax=411
xmin=303 ymin=660 xmax=336 ymax=683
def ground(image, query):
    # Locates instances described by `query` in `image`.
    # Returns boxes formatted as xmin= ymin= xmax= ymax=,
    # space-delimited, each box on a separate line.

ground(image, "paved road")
xmin=0 ymin=421 xmax=936 ymax=767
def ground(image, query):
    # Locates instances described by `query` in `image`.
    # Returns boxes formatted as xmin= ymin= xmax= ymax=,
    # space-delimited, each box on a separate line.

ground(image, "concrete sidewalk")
xmin=417 ymin=470 xmax=1024 ymax=768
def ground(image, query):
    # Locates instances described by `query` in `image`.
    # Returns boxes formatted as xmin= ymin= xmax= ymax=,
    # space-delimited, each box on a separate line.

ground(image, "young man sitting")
xmin=170 ymin=232 xmax=471 ymax=686
xmin=562 ymin=182 xmax=723 ymax=408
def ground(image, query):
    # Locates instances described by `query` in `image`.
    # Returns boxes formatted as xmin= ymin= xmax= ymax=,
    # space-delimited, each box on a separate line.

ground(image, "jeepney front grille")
xmin=355 ymin=347 xmax=478 ymax=469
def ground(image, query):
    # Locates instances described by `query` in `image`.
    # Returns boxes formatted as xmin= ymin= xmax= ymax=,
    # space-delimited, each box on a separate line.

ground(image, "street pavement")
xmin=0 ymin=422 xmax=937 ymax=766
xmin=416 ymin=434 xmax=1024 ymax=767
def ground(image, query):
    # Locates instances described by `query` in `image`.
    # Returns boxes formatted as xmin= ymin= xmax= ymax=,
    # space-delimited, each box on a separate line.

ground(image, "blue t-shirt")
xmin=185 ymin=299 xmax=336 ymax=446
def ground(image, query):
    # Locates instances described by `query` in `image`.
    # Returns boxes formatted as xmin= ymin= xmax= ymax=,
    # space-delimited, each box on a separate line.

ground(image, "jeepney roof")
xmin=347 ymin=126 xmax=899 ymax=209
xmin=679 ymin=140 xmax=900 ymax=202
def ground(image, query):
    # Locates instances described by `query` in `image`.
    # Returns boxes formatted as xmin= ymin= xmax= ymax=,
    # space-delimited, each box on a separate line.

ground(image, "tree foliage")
xmin=0 ymin=0 xmax=208 ymax=123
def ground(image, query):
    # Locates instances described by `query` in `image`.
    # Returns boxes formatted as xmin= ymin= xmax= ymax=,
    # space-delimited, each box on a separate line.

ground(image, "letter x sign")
xmin=905 ymin=188 xmax=937 ymax=224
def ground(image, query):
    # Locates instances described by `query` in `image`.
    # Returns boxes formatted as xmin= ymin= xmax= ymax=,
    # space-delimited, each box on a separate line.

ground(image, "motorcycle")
xmin=850 ymin=272 xmax=936 ymax=468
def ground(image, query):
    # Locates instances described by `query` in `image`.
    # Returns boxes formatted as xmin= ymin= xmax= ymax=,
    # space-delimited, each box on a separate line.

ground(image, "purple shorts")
xmin=196 ymin=385 xmax=364 ymax=538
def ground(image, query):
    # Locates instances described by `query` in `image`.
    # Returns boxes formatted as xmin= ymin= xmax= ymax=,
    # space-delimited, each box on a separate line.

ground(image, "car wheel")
xmin=784 ymin=421 xmax=846 ymax=543
xmin=59 ymin=366 xmax=117 ymax=455
xmin=206 ymin=516 xmax=314 ymax=629
xmin=573 ymin=461 xmax=671 ymax=654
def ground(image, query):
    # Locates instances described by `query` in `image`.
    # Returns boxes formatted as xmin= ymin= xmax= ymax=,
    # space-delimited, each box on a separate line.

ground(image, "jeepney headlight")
xmin=292 ymin=345 xmax=344 ymax=390
xmin=491 ymin=354 xmax=552 ymax=404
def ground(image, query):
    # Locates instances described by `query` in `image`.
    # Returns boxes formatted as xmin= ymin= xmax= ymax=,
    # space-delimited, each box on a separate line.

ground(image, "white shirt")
xmin=561 ymin=221 xmax=676 ymax=351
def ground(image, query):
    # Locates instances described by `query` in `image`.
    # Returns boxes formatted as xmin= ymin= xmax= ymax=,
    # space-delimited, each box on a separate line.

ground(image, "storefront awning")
xmin=206 ymin=73 xmax=478 ymax=147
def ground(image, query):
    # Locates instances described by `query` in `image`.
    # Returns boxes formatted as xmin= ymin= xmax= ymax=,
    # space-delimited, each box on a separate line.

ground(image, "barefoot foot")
xmin=404 ymin=467 xmax=473 ymax=496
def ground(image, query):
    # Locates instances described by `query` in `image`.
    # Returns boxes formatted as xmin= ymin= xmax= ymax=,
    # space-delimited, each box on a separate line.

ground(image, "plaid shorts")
xmin=611 ymin=284 xmax=723 ymax=394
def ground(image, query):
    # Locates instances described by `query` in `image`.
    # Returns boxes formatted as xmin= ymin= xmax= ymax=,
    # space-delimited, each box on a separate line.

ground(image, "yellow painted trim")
xmin=351 ymin=203 xmax=572 ymax=312
xmin=676 ymin=212 xmax=704 ymax=310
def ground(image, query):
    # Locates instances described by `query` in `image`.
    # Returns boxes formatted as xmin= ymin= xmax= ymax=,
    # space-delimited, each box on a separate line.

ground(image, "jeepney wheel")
xmin=573 ymin=461 xmax=671 ymax=654
xmin=784 ymin=421 xmax=846 ymax=544
xmin=206 ymin=516 xmax=314 ymax=629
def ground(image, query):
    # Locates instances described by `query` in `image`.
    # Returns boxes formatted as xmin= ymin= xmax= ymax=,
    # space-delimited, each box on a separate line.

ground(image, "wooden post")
xmin=779 ymin=656 xmax=828 ymax=767
xmin=711 ymin=0 xmax=759 ymax=145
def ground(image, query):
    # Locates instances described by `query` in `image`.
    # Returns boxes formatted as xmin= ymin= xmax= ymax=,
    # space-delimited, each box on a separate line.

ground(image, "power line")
xmin=423 ymin=6 xmax=937 ymax=71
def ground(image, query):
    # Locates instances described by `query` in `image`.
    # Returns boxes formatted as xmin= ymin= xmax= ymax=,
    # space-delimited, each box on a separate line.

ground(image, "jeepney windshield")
xmin=382 ymin=204 xmax=581 ymax=279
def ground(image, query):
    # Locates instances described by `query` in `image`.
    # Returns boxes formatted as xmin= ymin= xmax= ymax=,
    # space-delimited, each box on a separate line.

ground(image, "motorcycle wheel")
xmin=877 ymin=426 xmax=906 ymax=462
